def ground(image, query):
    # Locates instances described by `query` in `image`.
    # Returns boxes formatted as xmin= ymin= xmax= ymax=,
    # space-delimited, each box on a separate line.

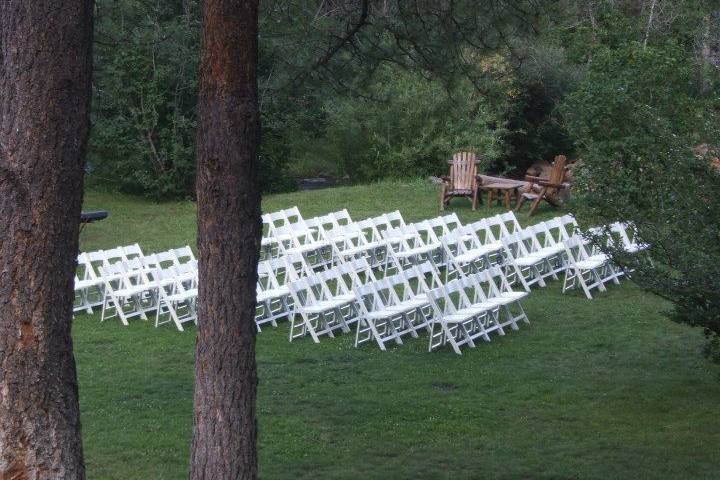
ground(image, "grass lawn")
xmin=77 ymin=180 xmax=720 ymax=479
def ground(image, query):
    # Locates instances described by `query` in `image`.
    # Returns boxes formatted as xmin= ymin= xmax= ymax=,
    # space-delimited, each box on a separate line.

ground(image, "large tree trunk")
xmin=0 ymin=1 xmax=93 ymax=478
xmin=189 ymin=0 xmax=261 ymax=479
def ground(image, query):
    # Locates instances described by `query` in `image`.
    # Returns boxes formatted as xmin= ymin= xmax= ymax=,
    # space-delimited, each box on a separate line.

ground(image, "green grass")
xmin=77 ymin=180 xmax=720 ymax=479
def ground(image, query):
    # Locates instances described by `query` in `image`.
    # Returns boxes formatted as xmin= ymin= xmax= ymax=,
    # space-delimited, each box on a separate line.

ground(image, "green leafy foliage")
xmin=562 ymin=40 xmax=720 ymax=362
xmin=90 ymin=0 xmax=199 ymax=198
xmin=320 ymin=69 xmax=503 ymax=180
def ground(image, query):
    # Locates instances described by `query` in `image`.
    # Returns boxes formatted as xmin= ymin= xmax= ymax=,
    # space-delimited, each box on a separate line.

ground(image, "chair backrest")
xmin=281 ymin=253 xmax=314 ymax=281
xmin=548 ymin=155 xmax=568 ymax=189
xmin=123 ymin=243 xmax=144 ymax=260
xmin=424 ymin=213 xmax=462 ymax=238
xmin=370 ymin=211 xmax=405 ymax=239
xmin=265 ymin=207 xmax=306 ymax=234
xmin=502 ymin=231 xmax=532 ymax=261
xmin=257 ymin=259 xmax=281 ymax=292
xmin=172 ymin=246 xmax=195 ymax=264
xmin=563 ymin=234 xmax=593 ymax=263
xmin=447 ymin=151 xmax=478 ymax=191
xmin=101 ymin=247 xmax=126 ymax=265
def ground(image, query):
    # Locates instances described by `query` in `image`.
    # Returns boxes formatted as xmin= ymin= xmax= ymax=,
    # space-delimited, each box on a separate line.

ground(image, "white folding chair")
xmin=370 ymin=210 xmax=406 ymax=238
xmin=354 ymin=262 xmax=435 ymax=350
xmin=441 ymin=223 xmax=503 ymax=282
xmin=609 ymin=222 xmax=649 ymax=254
xmin=171 ymin=246 xmax=196 ymax=265
xmin=474 ymin=266 xmax=530 ymax=331
xmin=73 ymin=252 xmax=105 ymax=314
xmin=382 ymin=222 xmax=443 ymax=276
xmin=155 ymin=263 xmax=199 ymax=331
xmin=427 ymin=274 xmax=499 ymax=355
xmin=122 ymin=243 xmax=145 ymax=262
xmin=562 ymin=234 xmax=621 ymax=299
xmin=327 ymin=220 xmax=388 ymax=267
xmin=287 ymin=261 xmax=361 ymax=343
xmin=99 ymin=259 xmax=159 ymax=325
xmin=255 ymin=257 xmax=296 ymax=331
xmin=501 ymin=231 xmax=556 ymax=291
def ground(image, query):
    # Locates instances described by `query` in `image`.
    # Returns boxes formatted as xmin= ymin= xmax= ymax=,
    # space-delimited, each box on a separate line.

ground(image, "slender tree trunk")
xmin=189 ymin=0 xmax=261 ymax=479
xmin=0 ymin=1 xmax=93 ymax=478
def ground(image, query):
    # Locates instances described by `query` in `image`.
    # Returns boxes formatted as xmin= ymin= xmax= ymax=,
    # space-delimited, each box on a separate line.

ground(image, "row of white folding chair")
xmin=427 ymin=266 xmax=529 ymax=355
xmin=354 ymin=262 xmax=440 ymax=350
xmin=270 ymin=210 xmax=352 ymax=269
xmin=99 ymin=254 xmax=199 ymax=327
xmin=501 ymin=228 xmax=569 ymax=292
xmin=327 ymin=211 xmax=407 ymax=267
xmin=74 ymin=244 xmax=146 ymax=314
xmin=434 ymin=211 xmax=523 ymax=280
xmin=260 ymin=207 xmax=309 ymax=260
xmin=287 ymin=258 xmax=374 ymax=343
xmin=98 ymin=258 xmax=162 ymax=326
xmin=533 ymin=217 xmax=626 ymax=299
xmin=74 ymin=244 xmax=196 ymax=315
xmin=261 ymin=207 xmax=411 ymax=268
xmin=380 ymin=214 xmax=461 ymax=274
xmin=589 ymin=222 xmax=649 ymax=255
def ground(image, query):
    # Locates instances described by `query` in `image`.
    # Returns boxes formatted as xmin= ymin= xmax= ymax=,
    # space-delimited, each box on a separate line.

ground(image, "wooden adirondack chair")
xmin=440 ymin=152 xmax=480 ymax=211
xmin=515 ymin=155 xmax=569 ymax=216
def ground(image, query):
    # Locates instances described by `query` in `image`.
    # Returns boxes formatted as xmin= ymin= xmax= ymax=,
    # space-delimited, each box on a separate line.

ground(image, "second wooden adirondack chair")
xmin=516 ymin=155 xmax=569 ymax=216
xmin=440 ymin=152 xmax=480 ymax=211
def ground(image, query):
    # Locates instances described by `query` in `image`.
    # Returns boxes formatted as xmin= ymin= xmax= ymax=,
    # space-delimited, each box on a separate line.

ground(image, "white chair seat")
xmin=444 ymin=306 xmax=490 ymax=323
xmin=75 ymin=278 xmax=103 ymax=290
xmin=387 ymin=296 xmax=428 ymax=311
xmin=257 ymin=285 xmax=290 ymax=303
xmin=342 ymin=240 xmax=385 ymax=256
xmin=302 ymin=295 xmax=356 ymax=313
xmin=365 ymin=309 xmax=403 ymax=320
xmin=285 ymin=240 xmax=329 ymax=255
xmin=454 ymin=243 xmax=501 ymax=264
xmin=536 ymin=245 xmax=565 ymax=256
xmin=114 ymin=283 xmax=155 ymax=298
xmin=586 ymin=253 xmax=609 ymax=263
xmin=166 ymin=288 xmax=198 ymax=302
xmin=514 ymin=255 xmax=544 ymax=267
xmin=575 ymin=259 xmax=605 ymax=269
xmin=486 ymin=291 xmax=528 ymax=306
xmin=394 ymin=243 xmax=440 ymax=259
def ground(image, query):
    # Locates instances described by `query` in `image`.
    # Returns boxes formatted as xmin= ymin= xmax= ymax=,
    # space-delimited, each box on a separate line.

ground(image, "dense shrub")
xmin=322 ymin=69 xmax=504 ymax=181
xmin=562 ymin=41 xmax=720 ymax=363
xmin=89 ymin=1 xmax=199 ymax=198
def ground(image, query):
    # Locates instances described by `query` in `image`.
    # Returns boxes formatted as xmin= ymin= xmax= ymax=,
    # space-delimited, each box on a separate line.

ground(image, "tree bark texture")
xmin=0 ymin=1 xmax=93 ymax=479
xmin=189 ymin=0 xmax=261 ymax=479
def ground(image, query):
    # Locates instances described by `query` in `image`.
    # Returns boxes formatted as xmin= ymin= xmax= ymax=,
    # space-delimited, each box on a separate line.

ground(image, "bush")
xmin=319 ymin=68 xmax=503 ymax=180
xmin=562 ymin=41 xmax=720 ymax=363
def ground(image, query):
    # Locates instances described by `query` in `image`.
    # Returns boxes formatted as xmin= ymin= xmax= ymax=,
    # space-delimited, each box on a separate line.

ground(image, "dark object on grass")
xmin=80 ymin=210 xmax=108 ymax=232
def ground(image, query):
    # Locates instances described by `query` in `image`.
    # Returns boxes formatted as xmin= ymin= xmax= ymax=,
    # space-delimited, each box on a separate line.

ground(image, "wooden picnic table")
xmin=478 ymin=175 xmax=527 ymax=209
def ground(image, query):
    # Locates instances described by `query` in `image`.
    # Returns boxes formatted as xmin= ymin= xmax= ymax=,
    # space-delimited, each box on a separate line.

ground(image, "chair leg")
xmin=439 ymin=186 xmax=446 ymax=211
xmin=528 ymin=197 xmax=542 ymax=216
xmin=528 ymin=188 xmax=547 ymax=216
xmin=515 ymin=194 xmax=525 ymax=212
xmin=471 ymin=188 xmax=478 ymax=211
